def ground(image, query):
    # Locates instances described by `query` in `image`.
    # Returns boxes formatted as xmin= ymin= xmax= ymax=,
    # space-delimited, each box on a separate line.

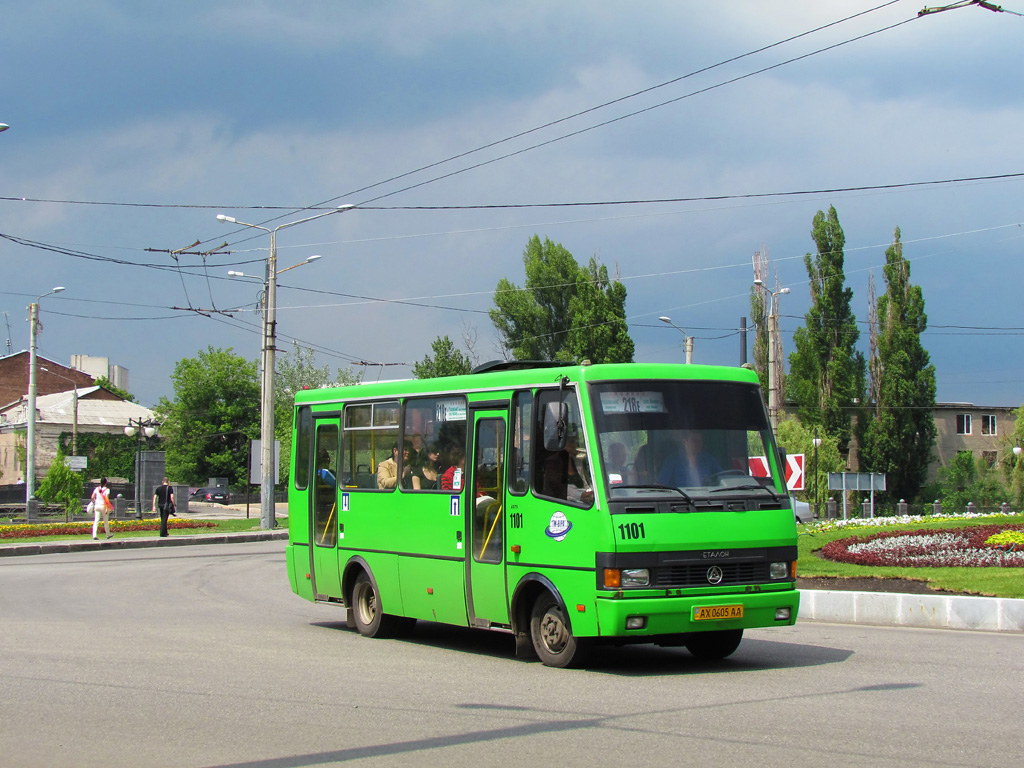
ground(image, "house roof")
xmin=0 ymin=388 xmax=155 ymax=430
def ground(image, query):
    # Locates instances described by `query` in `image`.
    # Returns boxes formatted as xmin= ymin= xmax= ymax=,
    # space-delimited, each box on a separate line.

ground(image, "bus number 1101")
xmin=618 ymin=522 xmax=646 ymax=540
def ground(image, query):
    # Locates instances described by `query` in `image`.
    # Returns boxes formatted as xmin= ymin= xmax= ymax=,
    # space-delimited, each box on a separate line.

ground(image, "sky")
xmin=2 ymin=0 xmax=1023 ymax=411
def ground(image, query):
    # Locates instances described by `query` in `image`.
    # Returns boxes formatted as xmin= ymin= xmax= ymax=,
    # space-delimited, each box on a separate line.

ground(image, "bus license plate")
xmin=693 ymin=605 xmax=743 ymax=621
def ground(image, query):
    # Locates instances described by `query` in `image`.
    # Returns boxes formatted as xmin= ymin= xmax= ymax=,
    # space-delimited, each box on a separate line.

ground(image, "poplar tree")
xmin=859 ymin=228 xmax=937 ymax=502
xmin=787 ymin=206 xmax=865 ymax=447
xmin=490 ymin=235 xmax=633 ymax=363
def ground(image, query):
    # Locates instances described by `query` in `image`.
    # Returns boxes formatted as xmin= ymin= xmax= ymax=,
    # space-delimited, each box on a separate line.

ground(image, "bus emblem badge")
xmin=544 ymin=511 xmax=573 ymax=542
xmin=706 ymin=566 xmax=724 ymax=585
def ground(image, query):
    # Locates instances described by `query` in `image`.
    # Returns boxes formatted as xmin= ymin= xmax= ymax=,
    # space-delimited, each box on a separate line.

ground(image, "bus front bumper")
xmin=594 ymin=588 xmax=800 ymax=637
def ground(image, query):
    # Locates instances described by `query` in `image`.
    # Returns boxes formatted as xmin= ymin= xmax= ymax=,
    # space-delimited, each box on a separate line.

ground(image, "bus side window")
xmin=294 ymin=406 xmax=312 ymax=491
xmin=509 ymin=390 xmax=532 ymax=495
xmin=344 ymin=401 xmax=399 ymax=490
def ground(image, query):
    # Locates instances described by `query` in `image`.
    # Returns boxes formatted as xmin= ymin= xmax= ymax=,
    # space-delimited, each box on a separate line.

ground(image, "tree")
xmin=565 ymin=258 xmax=634 ymax=364
xmin=413 ymin=336 xmax=473 ymax=379
xmin=490 ymin=235 xmax=634 ymax=363
xmin=940 ymin=450 xmax=1006 ymax=512
xmin=1002 ymin=403 xmax=1024 ymax=507
xmin=155 ymin=347 xmax=260 ymax=485
xmin=858 ymin=228 xmax=937 ymax=502
xmin=788 ymin=206 xmax=865 ymax=447
xmin=36 ymin=447 xmax=84 ymax=519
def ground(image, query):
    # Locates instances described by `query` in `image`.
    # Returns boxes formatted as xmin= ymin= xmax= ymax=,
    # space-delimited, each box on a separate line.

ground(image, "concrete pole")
xmin=260 ymin=230 xmax=278 ymax=531
xmin=767 ymin=305 xmax=778 ymax=431
xmin=25 ymin=302 xmax=38 ymax=505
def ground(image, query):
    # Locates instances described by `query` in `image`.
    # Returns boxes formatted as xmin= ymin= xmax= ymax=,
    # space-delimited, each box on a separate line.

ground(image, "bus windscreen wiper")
xmin=611 ymin=484 xmax=694 ymax=505
xmin=708 ymin=483 xmax=780 ymax=501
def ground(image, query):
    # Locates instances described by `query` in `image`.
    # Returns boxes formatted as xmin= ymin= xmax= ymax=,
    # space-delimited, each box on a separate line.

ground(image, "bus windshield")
xmin=589 ymin=379 xmax=780 ymax=500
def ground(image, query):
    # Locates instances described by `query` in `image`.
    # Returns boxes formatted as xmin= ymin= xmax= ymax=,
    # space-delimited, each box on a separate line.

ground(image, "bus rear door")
xmin=309 ymin=418 xmax=343 ymax=600
xmin=467 ymin=409 xmax=509 ymax=627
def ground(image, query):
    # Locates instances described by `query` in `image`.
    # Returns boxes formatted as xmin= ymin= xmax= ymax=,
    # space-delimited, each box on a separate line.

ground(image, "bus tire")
xmin=529 ymin=594 xmax=588 ymax=668
xmin=685 ymin=629 xmax=743 ymax=660
xmin=352 ymin=572 xmax=408 ymax=639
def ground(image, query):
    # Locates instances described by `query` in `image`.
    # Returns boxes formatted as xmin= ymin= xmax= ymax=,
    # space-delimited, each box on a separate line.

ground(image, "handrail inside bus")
xmin=479 ymin=502 xmax=502 ymax=560
xmin=318 ymin=500 xmax=337 ymax=547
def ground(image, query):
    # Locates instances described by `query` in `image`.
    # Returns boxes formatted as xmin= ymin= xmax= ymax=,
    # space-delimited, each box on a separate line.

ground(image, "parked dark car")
xmin=190 ymin=486 xmax=230 ymax=504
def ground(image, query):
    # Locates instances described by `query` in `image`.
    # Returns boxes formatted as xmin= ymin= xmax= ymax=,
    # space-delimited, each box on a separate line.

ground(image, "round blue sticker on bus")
xmin=544 ymin=511 xmax=573 ymax=541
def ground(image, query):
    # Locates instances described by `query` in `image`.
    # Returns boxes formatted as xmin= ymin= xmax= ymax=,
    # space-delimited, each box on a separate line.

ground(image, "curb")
xmin=0 ymin=530 xmax=288 ymax=557
xmin=798 ymin=588 xmax=1024 ymax=633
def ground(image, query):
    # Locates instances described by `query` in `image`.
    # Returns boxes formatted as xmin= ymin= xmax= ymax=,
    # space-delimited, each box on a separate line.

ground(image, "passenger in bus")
xmin=657 ymin=430 xmax=722 ymax=487
xmin=316 ymin=450 xmax=336 ymax=486
xmin=543 ymin=432 xmax=592 ymax=503
xmin=412 ymin=443 xmax=442 ymax=490
xmin=377 ymin=440 xmax=412 ymax=489
xmin=440 ymin=445 xmax=466 ymax=491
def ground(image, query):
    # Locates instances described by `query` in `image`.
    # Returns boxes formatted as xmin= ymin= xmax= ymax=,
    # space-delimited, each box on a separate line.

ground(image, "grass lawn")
xmin=798 ymin=514 xmax=1024 ymax=599
xmin=0 ymin=517 xmax=284 ymax=545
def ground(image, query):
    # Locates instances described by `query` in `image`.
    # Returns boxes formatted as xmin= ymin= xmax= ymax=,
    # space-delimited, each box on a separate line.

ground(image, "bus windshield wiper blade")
xmin=709 ymin=483 xmax=781 ymax=500
xmin=612 ymin=484 xmax=694 ymax=505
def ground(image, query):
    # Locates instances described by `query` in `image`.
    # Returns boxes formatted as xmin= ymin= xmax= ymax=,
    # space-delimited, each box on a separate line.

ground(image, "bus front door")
xmin=309 ymin=418 xmax=343 ymax=600
xmin=467 ymin=412 xmax=509 ymax=626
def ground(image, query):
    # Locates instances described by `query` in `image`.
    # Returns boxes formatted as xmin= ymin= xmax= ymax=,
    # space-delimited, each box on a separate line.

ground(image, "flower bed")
xmin=0 ymin=519 xmax=217 ymax=539
xmin=821 ymin=524 xmax=1024 ymax=567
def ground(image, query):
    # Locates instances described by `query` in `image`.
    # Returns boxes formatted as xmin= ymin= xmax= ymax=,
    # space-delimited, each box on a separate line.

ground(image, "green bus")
xmin=286 ymin=361 xmax=799 ymax=667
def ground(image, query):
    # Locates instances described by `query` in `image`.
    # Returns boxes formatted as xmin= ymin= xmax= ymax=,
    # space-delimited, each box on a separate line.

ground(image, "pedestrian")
xmin=153 ymin=477 xmax=176 ymax=538
xmin=91 ymin=478 xmax=113 ymax=540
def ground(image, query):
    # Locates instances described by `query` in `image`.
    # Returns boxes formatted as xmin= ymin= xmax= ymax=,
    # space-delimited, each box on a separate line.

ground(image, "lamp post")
xmin=218 ymin=205 xmax=352 ymax=530
xmin=658 ymin=316 xmax=693 ymax=363
xmin=812 ymin=428 xmax=822 ymax=520
xmin=0 ymin=123 xmax=9 ymax=132
xmin=125 ymin=418 xmax=159 ymax=518
xmin=39 ymin=366 xmax=79 ymax=456
xmin=25 ymin=286 xmax=66 ymax=507
xmin=753 ymin=279 xmax=789 ymax=431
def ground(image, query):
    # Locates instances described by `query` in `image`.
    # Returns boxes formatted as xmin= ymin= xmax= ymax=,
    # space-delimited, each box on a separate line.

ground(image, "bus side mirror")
xmin=543 ymin=401 xmax=569 ymax=452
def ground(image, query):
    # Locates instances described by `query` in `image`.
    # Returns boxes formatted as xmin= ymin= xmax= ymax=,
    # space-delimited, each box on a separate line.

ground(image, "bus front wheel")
xmin=352 ymin=572 xmax=414 ymax=638
xmin=529 ymin=595 xmax=589 ymax=668
xmin=685 ymin=629 xmax=743 ymax=660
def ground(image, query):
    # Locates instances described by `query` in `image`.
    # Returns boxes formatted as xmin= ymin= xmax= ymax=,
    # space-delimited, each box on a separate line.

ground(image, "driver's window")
xmin=533 ymin=390 xmax=592 ymax=506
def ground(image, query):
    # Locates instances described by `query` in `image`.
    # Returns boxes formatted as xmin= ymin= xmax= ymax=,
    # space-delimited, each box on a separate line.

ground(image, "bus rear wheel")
xmin=352 ymin=572 xmax=414 ymax=638
xmin=685 ymin=629 xmax=743 ymax=660
xmin=529 ymin=595 xmax=588 ymax=668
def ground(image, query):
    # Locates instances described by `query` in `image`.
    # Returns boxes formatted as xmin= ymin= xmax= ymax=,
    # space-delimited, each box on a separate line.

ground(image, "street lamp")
xmin=125 ymin=418 xmax=159 ymax=518
xmin=218 ymin=205 xmax=353 ymax=530
xmin=753 ymin=279 xmax=789 ymax=431
xmin=39 ymin=367 xmax=79 ymax=456
xmin=0 ymin=123 xmax=9 ymax=132
xmin=658 ymin=316 xmax=693 ymax=363
xmin=25 ymin=286 xmax=66 ymax=507
xmin=812 ymin=428 xmax=823 ymax=520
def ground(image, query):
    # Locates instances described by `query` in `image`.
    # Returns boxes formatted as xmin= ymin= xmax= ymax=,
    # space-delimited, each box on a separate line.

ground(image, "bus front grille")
xmin=654 ymin=562 xmax=769 ymax=588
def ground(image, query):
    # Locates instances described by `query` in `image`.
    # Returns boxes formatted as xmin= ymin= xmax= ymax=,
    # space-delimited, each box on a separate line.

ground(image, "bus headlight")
xmin=769 ymin=561 xmax=791 ymax=579
xmin=621 ymin=568 xmax=650 ymax=587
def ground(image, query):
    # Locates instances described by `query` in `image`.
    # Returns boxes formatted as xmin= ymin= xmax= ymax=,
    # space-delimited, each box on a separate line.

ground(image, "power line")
xmin=6 ymin=171 xmax=1023 ymax=213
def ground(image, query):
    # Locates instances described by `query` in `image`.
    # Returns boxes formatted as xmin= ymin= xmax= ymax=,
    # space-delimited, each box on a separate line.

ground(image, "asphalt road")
xmin=1 ymin=541 xmax=1021 ymax=768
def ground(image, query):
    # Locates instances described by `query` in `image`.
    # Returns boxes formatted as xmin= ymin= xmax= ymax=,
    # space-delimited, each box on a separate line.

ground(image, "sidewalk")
xmin=0 ymin=501 xmax=288 ymax=557
xmin=3 ymin=505 xmax=1021 ymax=633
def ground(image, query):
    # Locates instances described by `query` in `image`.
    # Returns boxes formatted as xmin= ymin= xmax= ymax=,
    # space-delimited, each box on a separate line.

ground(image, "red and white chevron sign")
xmin=748 ymin=454 xmax=805 ymax=491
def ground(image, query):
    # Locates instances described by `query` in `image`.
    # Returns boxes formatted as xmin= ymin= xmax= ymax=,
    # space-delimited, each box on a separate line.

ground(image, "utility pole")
xmin=25 ymin=287 xmax=65 ymax=506
xmin=753 ymin=280 xmax=788 ymax=431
